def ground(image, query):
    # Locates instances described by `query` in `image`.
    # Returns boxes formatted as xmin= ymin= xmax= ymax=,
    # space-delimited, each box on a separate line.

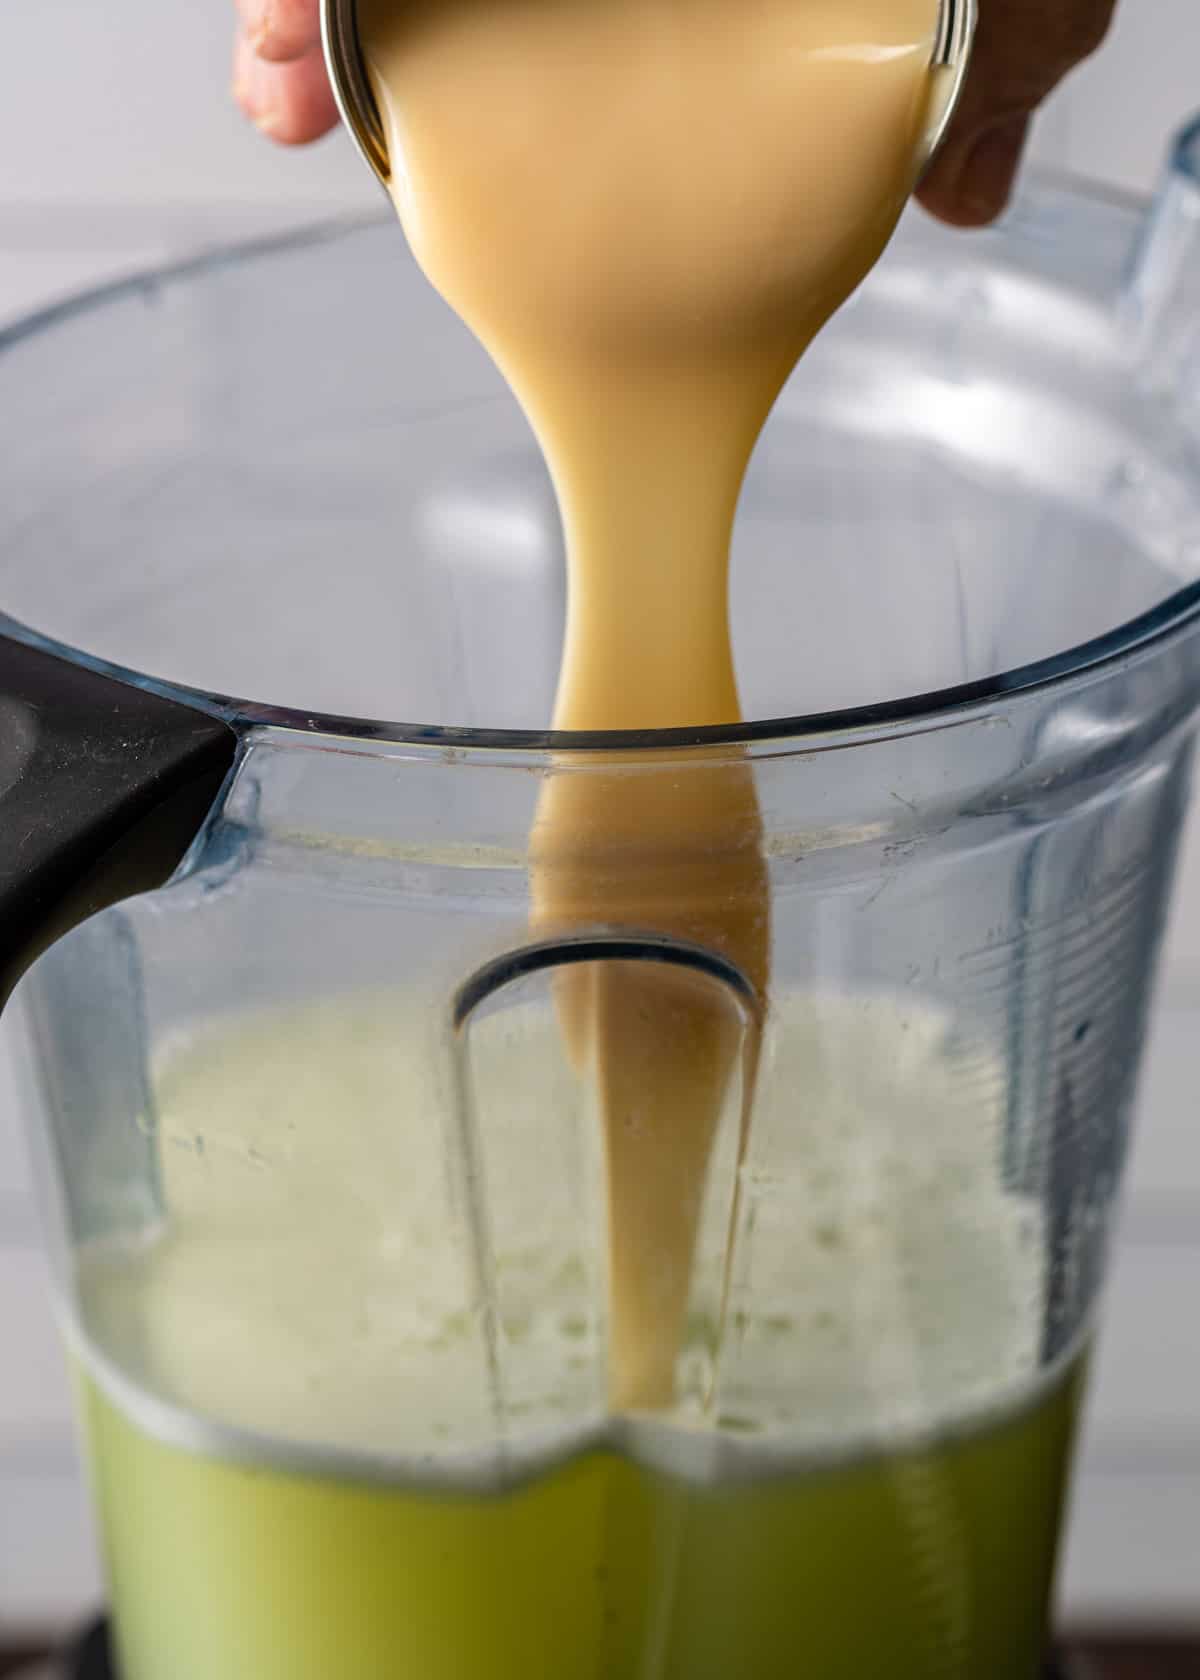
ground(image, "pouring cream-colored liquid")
xmin=360 ymin=0 xmax=942 ymax=1407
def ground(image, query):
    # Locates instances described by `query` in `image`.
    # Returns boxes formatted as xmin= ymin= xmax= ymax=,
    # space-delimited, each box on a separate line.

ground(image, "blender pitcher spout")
xmin=0 ymin=629 xmax=237 ymax=1008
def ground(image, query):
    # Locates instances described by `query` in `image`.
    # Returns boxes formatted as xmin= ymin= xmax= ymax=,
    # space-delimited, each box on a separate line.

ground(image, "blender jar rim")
xmin=5 ymin=575 xmax=1200 ymax=764
xmin=3 ymin=176 xmax=1200 ymax=763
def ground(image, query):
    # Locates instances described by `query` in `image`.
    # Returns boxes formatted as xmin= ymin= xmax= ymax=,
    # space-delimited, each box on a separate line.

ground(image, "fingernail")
xmin=960 ymin=117 xmax=1029 ymax=223
xmin=253 ymin=108 xmax=285 ymax=134
xmin=246 ymin=2 xmax=273 ymax=53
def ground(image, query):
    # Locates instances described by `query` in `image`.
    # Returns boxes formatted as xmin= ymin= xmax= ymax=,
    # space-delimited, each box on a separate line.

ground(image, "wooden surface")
xmin=1070 ymin=1639 xmax=1200 ymax=1679
xmin=4 ymin=1636 xmax=1200 ymax=1678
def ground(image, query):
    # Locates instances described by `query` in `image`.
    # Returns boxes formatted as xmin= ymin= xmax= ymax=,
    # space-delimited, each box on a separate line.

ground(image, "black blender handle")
xmin=0 ymin=635 xmax=238 ymax=1008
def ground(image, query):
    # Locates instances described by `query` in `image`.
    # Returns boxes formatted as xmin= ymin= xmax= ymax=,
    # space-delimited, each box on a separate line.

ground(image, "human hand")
xmin=231 ymin=0 xmax=1118 ymax=226
xmin=917 ymin=0 xmax=1117 ymax=226
xmin=232 ymin=0 xmax=338 ymax=146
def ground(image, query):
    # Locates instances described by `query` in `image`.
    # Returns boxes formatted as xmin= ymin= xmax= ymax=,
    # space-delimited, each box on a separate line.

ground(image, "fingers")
xmin=918 ymin=0 xmax=1117 ymax=227
xmin=233 ymin=24 xmax=339 ymax=145
xmin=920 ymin=114 xmax=1031 ymax=227
xmin=236 ymin=0 xmax=321 ymax=64
xmin=230 ymin=0 xmax=1118 ymax=192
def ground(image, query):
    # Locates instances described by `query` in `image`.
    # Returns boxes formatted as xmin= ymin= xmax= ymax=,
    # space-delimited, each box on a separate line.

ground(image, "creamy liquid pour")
xmin=361 ymin=0 xmax=940 ymax=1407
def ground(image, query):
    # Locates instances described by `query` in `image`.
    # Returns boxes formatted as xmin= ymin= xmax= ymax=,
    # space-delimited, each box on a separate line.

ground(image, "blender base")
xmin=59 ymin=1619 xmax=1077 ymax=1679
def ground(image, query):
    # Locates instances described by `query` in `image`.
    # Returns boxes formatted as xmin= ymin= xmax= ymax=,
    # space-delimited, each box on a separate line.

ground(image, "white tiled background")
xmin=2 ymin=0 xmax=1199 ymax=1643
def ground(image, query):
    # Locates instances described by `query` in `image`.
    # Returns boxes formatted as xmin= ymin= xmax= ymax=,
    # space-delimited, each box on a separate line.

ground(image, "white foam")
xmin=75 ymin=989 xmax=1049 ymax=1491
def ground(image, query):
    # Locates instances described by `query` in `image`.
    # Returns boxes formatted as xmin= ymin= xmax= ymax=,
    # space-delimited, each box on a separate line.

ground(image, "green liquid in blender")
xmin=80 ymin=1358 xmax=1081 ymax=1680
xmin=71 ymin=994 xmax=1084 ymax=1679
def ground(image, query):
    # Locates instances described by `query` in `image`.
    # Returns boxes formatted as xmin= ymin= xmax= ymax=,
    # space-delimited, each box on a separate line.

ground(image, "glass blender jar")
xmin=5 ymin=113 xmax=1200 ymax=1680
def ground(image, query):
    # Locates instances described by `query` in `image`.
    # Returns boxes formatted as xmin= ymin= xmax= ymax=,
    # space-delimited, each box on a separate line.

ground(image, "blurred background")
xmin=1 ymin=0 xmax=1198 ymax=1657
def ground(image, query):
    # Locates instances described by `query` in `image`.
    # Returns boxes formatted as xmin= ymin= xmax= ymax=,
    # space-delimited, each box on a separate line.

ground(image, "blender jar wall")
xmin=5 ymin=119 xmax=1200 ymax=1679
xmin=14 ymin=578 xmax=1199 ymax=1469
xmin=8 ymin=646 xmax=1199 ymax=1680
